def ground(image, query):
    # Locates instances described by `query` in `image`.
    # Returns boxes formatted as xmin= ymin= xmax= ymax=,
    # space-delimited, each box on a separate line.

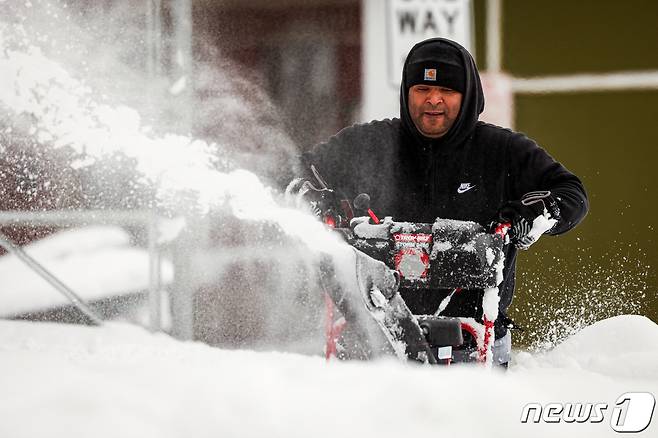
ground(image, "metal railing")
xmin=0 ymin=210 xmax=163 ymax=331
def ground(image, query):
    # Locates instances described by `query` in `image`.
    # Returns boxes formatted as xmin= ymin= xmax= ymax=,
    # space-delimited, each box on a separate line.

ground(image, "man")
xmin=296 ymin=37 xmax=588 ymax=360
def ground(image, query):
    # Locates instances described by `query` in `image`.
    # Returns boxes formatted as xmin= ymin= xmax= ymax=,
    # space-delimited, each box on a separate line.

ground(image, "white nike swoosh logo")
xmin=457 ymin=184 xmax=476 ymax=194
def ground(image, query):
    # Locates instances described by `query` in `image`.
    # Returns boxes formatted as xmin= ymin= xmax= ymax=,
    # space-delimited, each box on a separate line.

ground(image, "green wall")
xmin=504 ymin=0 xmax=658 ymax=76
xmin=472 ymin=0 xmax=658 ymax=347
xmin=514 ymin=92 xmax=658 ymax=347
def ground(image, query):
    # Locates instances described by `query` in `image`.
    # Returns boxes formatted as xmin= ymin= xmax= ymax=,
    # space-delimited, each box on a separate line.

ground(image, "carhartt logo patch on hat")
xmin=424 ymin=68 xmax=437 ymax=81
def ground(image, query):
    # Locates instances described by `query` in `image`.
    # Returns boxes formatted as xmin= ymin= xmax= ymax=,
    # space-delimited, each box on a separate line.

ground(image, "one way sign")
xmin=387 ymin=0 xmax=473 ymax=86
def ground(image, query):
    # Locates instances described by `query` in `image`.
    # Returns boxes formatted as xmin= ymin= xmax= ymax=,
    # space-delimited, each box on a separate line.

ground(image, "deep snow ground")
xmin=0 ymin=316 xmax=656 ymax=438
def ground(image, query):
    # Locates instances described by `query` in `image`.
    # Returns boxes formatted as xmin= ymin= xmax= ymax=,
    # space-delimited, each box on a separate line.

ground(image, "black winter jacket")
xmin=302 ymin=39 xmax=588 ymax=336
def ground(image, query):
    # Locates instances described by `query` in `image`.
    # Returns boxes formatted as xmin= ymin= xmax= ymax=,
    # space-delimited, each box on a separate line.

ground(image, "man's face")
xmin=407 ymin=85 xmax=462 ymax=139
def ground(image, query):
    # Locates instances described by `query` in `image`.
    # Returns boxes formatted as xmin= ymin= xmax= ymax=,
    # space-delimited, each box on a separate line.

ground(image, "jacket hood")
xmin=400 ymin=38 xmax=485 ymax=151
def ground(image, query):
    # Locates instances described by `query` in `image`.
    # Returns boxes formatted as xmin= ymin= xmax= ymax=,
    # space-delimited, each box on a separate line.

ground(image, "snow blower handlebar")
xmin=288 ymin=173 xmax=511 ymax=290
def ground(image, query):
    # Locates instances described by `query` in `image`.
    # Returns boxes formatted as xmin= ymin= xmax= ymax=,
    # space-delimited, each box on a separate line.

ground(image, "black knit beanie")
xmin=404 ymin=40 xmax=466 ymax=93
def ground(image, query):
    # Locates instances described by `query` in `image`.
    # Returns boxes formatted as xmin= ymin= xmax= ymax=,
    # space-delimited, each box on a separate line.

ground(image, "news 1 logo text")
xmin=521 ymin=392 xmax=655 ymax=433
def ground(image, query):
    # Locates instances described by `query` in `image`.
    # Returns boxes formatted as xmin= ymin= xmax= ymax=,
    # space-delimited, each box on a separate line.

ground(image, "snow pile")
xmin=0 ymin=316 xmax=656 ymax=438
xmin=0 ymin=226 xmax=173 ymax=316
xmin=517 ymin=315 xmax=658 ymax=380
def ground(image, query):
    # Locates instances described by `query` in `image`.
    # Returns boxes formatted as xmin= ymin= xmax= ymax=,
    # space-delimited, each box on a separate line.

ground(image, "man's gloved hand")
xmin=498 ymin=191 xmax=561 ymax=250
xmin=285 ymin=177 xmax=339 ymax=217
xmin=286 ymin=166 xmax=352 ymax=227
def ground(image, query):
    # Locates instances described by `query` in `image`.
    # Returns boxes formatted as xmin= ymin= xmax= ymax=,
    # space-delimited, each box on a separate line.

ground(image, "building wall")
xmin=501 ymin=0 xmax=658 ymax=343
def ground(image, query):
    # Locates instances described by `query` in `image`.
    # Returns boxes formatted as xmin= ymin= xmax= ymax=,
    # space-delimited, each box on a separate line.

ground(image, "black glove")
xmin=286 ymin=165 xmax=352 ymax=227
xmin=285 ymin=177 xmax=339 ymax=217
xmin=498 ymin=191 xmax=561 ymax=250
